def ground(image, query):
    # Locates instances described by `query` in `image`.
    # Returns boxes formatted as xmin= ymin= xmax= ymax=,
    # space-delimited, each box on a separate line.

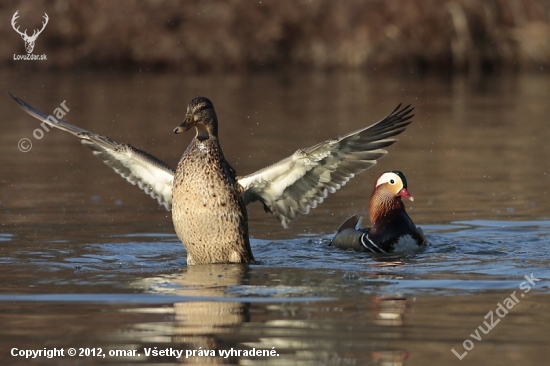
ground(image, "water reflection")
xmin=128 ymin=265 xmax=249 ymax=364
xmin=374 ymin=295 xmax=407 ymax=327
xmin=124 ymin=266 xmax=423 ymax=365
xmin=171 ymin=266 xmax=249 ymax=364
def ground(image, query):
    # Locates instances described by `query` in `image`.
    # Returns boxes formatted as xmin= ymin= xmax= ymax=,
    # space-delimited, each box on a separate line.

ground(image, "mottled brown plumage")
xmin=172 ymin=97 xmax=254 ymax=265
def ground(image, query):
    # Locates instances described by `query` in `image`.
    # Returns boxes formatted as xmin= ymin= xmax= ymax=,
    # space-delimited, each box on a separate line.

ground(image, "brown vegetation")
xmin=2 ymin=0 xmax=550 ymax=73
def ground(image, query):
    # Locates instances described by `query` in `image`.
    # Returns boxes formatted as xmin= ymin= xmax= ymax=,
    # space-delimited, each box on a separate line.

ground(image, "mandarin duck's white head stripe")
xmin=375 ymin=171 xmax=413 ymax=201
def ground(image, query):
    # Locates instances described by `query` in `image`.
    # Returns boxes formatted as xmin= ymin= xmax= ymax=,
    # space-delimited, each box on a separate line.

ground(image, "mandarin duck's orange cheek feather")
xmin=368 ymin=182 xmax=406 ymax=225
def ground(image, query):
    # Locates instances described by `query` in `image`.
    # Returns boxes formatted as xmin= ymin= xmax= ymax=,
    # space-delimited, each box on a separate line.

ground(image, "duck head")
xmin=369 ymin=171 xmax=414 ymax=224
xmin=174 ymin=97 xmax=218 ymax=140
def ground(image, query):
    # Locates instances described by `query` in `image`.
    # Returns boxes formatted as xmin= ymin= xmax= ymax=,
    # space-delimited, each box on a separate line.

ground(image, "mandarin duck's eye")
xmin=390 ymin=179 xmax=395 ymax=184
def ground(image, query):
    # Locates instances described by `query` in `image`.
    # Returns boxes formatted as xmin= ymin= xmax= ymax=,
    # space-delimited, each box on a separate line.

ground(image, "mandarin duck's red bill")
xmin=330 ymin=171 xmax=426 ymax=255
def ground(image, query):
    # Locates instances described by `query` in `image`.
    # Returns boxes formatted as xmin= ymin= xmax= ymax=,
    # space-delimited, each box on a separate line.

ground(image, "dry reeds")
xmin=2 ymin=0 xmax=550 ymax=73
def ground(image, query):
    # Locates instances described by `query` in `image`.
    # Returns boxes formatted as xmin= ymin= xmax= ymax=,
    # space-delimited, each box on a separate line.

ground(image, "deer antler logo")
xmin=11 ymin=10 xmax=49 ymax=54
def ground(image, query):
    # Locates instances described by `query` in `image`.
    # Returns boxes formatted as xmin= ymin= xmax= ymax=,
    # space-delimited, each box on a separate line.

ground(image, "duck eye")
xmin=390 ymin=179 xmax=395 ymax=184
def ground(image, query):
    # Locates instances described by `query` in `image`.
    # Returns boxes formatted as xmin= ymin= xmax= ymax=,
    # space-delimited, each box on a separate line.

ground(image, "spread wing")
xmin=10 ymin=93 xmax=174 ymax=210
xmin=238 ymin=104 xmax=414 ymax=227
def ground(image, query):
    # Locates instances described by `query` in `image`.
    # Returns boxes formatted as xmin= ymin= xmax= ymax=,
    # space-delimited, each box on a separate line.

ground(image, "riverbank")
xmin=3 ymin=0 xmax=550 ymax=73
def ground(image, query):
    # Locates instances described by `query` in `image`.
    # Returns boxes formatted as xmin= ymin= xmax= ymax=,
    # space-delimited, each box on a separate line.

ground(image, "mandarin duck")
xmin=330 ymin=171 xmax=426 ymax=254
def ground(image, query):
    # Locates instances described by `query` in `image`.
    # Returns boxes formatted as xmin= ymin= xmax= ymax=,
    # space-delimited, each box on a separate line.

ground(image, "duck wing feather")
xmin=10 ymin=93 xmax=174 ymax=210
xmin=238 ymin=104 xmax=414 ymax=227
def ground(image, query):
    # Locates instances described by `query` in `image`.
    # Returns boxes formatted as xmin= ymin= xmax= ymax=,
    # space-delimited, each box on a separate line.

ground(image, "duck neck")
xmin=369 ymin=191 xmax=404 ymax=226
xmin=195 ymin=124 xmax=218 ymax=141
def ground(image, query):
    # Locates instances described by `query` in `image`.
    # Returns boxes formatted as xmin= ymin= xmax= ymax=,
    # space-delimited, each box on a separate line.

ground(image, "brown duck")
xmin=330 ymin=171 xmax=426 ymax=254
xmin=10 ymin=94 xmax=414 ymax=265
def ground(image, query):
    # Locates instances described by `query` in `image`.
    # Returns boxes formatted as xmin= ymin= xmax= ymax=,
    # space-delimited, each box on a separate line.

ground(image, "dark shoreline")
xmin=3 ymin=0 xmax=550 ymax=73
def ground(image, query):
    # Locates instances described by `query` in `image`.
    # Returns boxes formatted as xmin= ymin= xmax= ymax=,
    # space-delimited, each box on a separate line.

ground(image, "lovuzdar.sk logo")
xmin=12 ymin=10 xmax=48 ymax=61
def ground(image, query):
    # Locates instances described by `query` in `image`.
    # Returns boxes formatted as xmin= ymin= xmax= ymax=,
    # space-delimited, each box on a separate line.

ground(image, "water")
xmin=1 ymin=70 xmax=550 ymax=365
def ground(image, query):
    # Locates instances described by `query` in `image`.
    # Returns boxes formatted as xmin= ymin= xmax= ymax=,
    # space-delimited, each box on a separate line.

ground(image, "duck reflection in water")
xmin=130 ymin=265 xmax=250 ymax=364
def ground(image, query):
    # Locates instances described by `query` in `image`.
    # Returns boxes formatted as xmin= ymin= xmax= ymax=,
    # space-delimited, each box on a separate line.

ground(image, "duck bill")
xmin=398 ymin=188 xmax=414 ymax=201
xmin=173 ymin=115 xmax=194 ymax=134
